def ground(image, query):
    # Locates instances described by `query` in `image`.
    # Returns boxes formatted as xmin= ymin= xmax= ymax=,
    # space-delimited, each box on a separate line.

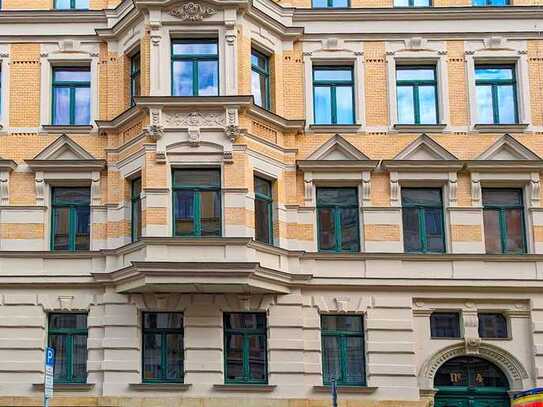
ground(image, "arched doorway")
xmin=434 ymin=356 xmax=510 ymax=407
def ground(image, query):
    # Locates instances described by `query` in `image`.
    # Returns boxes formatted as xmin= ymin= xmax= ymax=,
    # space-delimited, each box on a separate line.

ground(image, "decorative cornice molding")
xmin=167 ymin=2 xmax=217 ymax=21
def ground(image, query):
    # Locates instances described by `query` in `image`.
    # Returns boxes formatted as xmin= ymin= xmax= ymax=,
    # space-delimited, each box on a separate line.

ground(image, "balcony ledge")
xmin=393 ymin=124 xmax=447 ymax=133
xmin=33 ymin=383 xmax=95 ymax=392
xmin=129 ymin=383 xmax=192 ymax=391
xmin=473 ymin=123 xmax=529 ymax=133
xmin=308 ymin=124 xmax=361 ymax=133
xmin=213 ymin=384 xmax=276 ymax=392
xmin=41 ymin=125 xmax=95 ymax=135
xmin=313 ymin=385 xmax=378 ymax=394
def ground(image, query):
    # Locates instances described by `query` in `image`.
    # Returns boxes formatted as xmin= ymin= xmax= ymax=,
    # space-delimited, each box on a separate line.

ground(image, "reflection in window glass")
xmin=475 ymin=66 xmax=517 ymax=124
xmin=52 ymin=68 xmax=91 ymax=125
xmin=478 ymin=313 xmax=508 ymax=338
xmin=251 ymin=49 xmax=271 ymax=110
xmin=396 ymin=66 xmax=438 ymax=125
xmin=52 ymin=187 xmax=90 ymax=251
xmin=313 ymin=67 xmax=354 ymax=125
xmin=317 ymin=188 xmax=359 ymax=252
xmin=172 ymin=40 xmax=218 ymax=96
xmin=394 ymin=0 xmax=431 ymax=6
xmin=312 ymin=0 xmax=349 ymax=7
xmin=254 ymin=177 xmax=273 ymax=244
xmin=430 ymin=312 xmax=461 ymax=338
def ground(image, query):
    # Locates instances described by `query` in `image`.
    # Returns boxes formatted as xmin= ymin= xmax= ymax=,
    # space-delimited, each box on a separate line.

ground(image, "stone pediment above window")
xmin=298 ymin=134 xmax=378 ymax=172
xmin=25 ymin=134 xmax=106 ymax=172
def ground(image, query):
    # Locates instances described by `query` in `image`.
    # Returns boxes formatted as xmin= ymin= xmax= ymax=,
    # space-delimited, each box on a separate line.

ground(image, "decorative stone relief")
xmin=168 ymin=2 xmax=216 ymax=21
xmin=471 ymin=173 xmax=481 ymax=206
xmin=405 ymin=37 xmax=427 ymax=50
xmin=0 ymin=171 xmax=9 ymax=206
xmin=58 ymin=296 xmax=74 ymax=310
xmin=362 ymin=171 xmax=371 ymax=204
xmin=448 ymin=172 xmax=457 ymax=207
xmin=390 ymin=172 xmax=400 ymax=206
xmin=465 ymin=337 xmax=481 ymax=355
xmin=163 ymin=111 xmax=226 ymax=129
xmin=91 ymin=171 xmax=101 ymax=206
xmin=485 ymin=36 xmax=507 ymax=50
xmin=35 ymin=172 xmax=45 ymax=206
xmin=530 ymin=172 xmax=540 ymax=208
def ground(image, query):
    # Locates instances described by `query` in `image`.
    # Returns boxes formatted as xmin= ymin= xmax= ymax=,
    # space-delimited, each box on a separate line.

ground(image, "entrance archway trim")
xmin=419 ymin=342 xmax=530 ymax=392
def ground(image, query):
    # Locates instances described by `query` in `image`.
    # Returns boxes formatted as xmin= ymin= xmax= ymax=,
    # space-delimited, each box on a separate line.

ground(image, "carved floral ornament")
xmin=168 ymin=2 xmax=217 ymax=22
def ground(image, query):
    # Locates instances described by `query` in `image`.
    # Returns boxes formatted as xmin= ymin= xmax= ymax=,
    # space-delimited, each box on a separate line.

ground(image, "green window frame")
xmin=224 ymin=313 xmax=268 ymax=384
xmin=317 ymin=187 xmax=360 ymax=252
xmin=142 ymin=312 xmax=184 ymax=383
xmin=254 ymin=176 xmax=273 ymax=245
xmin=401 ymin=188 xmax=445 ymax=253
xmin=396 ymin=65 xmax=438 ymax=125
xmin=48 ymin=313 xmax=88 ymax=384
xmin=482 ymin=188 xmax=526 ymax=254
xmin=52 ymin=67 xmax=91 ymax=125
xmin=172 ymin=169 xmax=222 ymax=237
xmin=171 ymin=39 xmax=219 ymax=96
xmin=130 ymin=52 xmax=141 ymax=107
xmin=475 ymin=64 xmax=518 ymax=124
xmin=312 ymin=66 xmax=355 ymax=125
xmin=51 ymin=187 xmax=91 ymax=251
xmin=321 ymin=315 xmax=366 ymax=386
xmin=131 ymin=177 xmax=142 ymax=242
xmin=251 ymin=49 xmax=271 ymax=110
xmin=54 ymin=0 xmax=89 ymax=9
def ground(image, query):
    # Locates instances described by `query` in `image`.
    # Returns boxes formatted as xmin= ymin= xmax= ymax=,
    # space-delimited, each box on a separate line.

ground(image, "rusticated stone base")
xmin=0 ymin=397 xmax=430 ymax=407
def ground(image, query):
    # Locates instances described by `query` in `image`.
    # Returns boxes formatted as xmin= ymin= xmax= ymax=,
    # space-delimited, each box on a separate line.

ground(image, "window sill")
xmin=129 ymin=383 xmax=192 ymax=391
xmin=308 ymin=124 xmax=361 ymax=133
xmin=41 ymin=125 xmax=95 ymax=134
xmin=313 ymin=385 xmax=378 ymax=394
xmin=213 ymin=384 xmax=276 ymax=392
xmin=33 ymin=383 xmax=95 ymax=392
xmin=393 ymin=124 xmax=446 ymax=133
xmin=473 ymin=123 xmax=529 ymax=132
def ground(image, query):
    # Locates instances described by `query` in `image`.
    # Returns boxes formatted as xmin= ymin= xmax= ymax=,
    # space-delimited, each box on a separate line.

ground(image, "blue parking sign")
xmin=46 ymin=347 xmax=55 ymax=368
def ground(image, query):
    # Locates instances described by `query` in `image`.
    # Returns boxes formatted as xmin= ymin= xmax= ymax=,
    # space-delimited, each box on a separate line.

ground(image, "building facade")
xmin=0 ymin=0 xmax=543 ymax=406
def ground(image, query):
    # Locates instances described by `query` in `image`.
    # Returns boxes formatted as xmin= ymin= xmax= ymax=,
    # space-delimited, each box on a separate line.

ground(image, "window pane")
xmin=335 ymin=86 xmax=354 ymax=124
xmin=314 ymin=69 xmax=352 ymax=82
xmin=166 ymin=334 xmax=184 ymax=381
xmin=74 ymin=206 xmax=90 ymax=251
xmin=54 ymin=207 xmax=70 ymax=250
xmin=402 ymin=188 xmax=442 ymax=206
xmin=53 ymin=188 xmax=91 ymax=205
xmin=255 ymin=177 xmax=272 ymax=197
xmin=50 ymin=334 xmax=68 ymax=381
xmin=397 ymin=86 xmax=415 ymax=124
xmin=74 ymin=87 xmax=90 ymax=125
xmin=340 ymin=207 xmax=359 ymax=251
xmin=50 ymin=314 xmax=87 ymax=330
xmin=200 ymin=190 xmax=221 ymax=236
xmin=172 ymin=61 xmax=193 ymax=96
xmin=53 ymin=87 xmax=71 ymax=125
xmin=430 ymin=313 xmax=460 ymax=338
xmin=143 ymin=333 xmax=161 ymax=380
xmin=397 ymin=68 xmax=435 ymax=81
xmin=55 ymin=0 xmax=71 ymax=8
xmin=225 ymin=334 xmax=244 ymax=381
xmin=344 ymin=336 xmax=364 ymax=384
xmin=318 ymin=208 xmax=336 ymax=251
xmin=225 ymin=313 xmax=266 ymax=330
xmin=322 ymin=315 xmax=362 ymax=332
xmin=72 ymin=334 xmax=87 ymax=381
xmin=331 ymin=0 xmax=349 ymax=6
xmin=505 ymin=208 xmax=524 ymax=253
xmin=419 ymin=85 xmax=438 ymax=124
xmin=317 ymin=188 xmax=358 ymax=206
xmin=483 ymin=209 xmax=502 ymax=254
xmin=476 ymin=84 xmax=494 ymax=124
xmin=252 ymin=70 xmax=265 ymax=107
xmin=54 ymin=70 xmax=90 ymax=82
xmin=314 ymin=86 xmax=332 ymax=124
xmin=483 ymin=189 xmax=522 ymax=206
xmin=248 ymin=335 xmax=267 ymax=381
xmin=475 ymin=67 xmax=513 ymax=81
xmin=198 ymin=61 xmax=218 ymax=96
xmin=75 ymin=0 xmax=89 ymax=8
xmin=322 ymin=336 xmax=341 ymax=383
xmin=173 ymin=42 xmax=218 ymax=56
xmin=478 ymin=314 xmax=508 ymax=338
xmin=312 ymin=0 xmax=328 ymax=6
xmin=174 ymin=190 xmax=195 ymax=235
xmin=173 ymin=169 xmax=221 ymax=188
xmin=413 ymin=0 xmax=431 ymax=5
xmin=403 ymin=207 xmax=422 ymax=252
xmin=497 ymin=85 xmax=516 ymax=124
xmin=144 ymin=313 xmax=183 ymax=329
xmin=394 ymin=0 xmax=410 ymax=5
xmin=425 ymin=207 xmax=444 ymax=252
xmin=255 ymin=198 xmax=271 ymax=244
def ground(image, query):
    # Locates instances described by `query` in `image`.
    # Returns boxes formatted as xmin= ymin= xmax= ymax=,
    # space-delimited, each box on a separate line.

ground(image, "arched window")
xmin=434 ymin=356 xmax=509 ymax=389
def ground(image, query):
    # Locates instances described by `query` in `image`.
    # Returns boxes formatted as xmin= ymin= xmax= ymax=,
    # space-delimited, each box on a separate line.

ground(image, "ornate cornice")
xmin=167 ymin=2 xmax=217 ymax=21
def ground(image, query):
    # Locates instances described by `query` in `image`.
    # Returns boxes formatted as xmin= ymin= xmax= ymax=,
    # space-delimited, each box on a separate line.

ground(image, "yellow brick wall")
xmin=447 ymin=41 xmax=469 ymax=127
xmin=364 ymin=42 xmax=388 ymax=127
xmin=10 ymin=44 xmax=41 ymax=127
xmin=282 ymin=42 xmax=305 ymax=119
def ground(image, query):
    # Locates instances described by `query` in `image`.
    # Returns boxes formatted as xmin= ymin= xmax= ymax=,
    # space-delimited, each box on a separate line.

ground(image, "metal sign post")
xmin=331 ymin=378 xmax=338 ymax=407
xmin=44 ymin=347 xmax=55 ymax=407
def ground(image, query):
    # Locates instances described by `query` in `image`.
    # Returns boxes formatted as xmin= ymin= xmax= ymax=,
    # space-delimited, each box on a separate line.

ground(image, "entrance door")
xmin=434 ymin=357 xmax=510 ymax=407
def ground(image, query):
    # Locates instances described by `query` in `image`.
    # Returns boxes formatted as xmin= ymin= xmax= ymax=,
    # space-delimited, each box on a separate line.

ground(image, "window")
xmin=48 ymin=313 xmax=88 ymax=383
xmin=142 ymin=313 xmax=184 ymax=383
xmin=430 ymin=312 xmax=461 ymax=338
xmin=251 ymin=49 xmax=270 ymax=110
xmin=131 ymin=177 xmax=142 ymax=242
xmin=473 ymin=0 xmax=509 ymax=5
xmin=401 ymin=188 xmax=445 ymax=253
xmin=312 ymin=0 xmax=349 ymax=7
xmin=172 ymin=40 xmax=218 ymax=96
xmin=321 ymin=315 xmax=365 ymax=386
xmin=475 ymin=65 xmax=517 ymax=124
xmin=313 ymin=67 xmax=354 ymax=125
xmin=478 ymin=313 xmax=508 ymax=339
xmin=130 ymin=52 xmax=141 ymax=107
xmin=224 ymin=313 xmax=267 ymax=384
xmin=396 ymin=66 xmax=438 ymax=125
xmin=394 ymin=0 xmax=431 ymax=6
xmin=52 ymin=67 xmax=91 ymax=125
xmin=317 ymin=188 xmax=360 ymax=252
xmin=172 ymin=169 xmax=221 ymax=237
xmin=52 ymin=187 xmax=90 ymax=251
xmin=482 ymin=188 xmax=526 ymax=254
xmin=254 ymin=176 xmax=273 ymax=245
xmin=54 ymin=0 xmax=89 ymax=9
